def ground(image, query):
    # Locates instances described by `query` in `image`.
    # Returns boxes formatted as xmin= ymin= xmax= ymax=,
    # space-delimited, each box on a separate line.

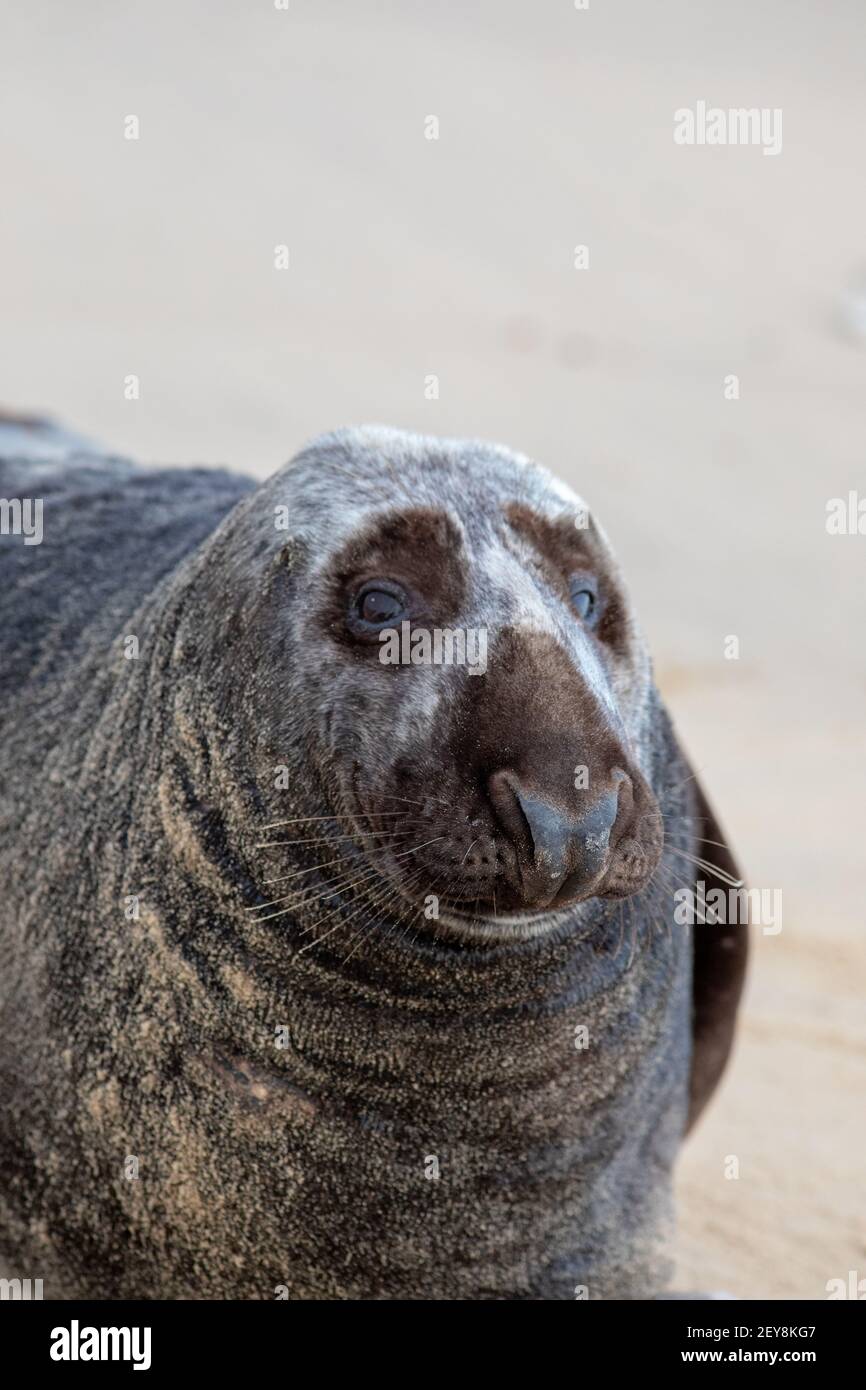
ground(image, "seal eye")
xmin=350 ymin=581 xmax=409 ymax=635
xmin=570 ymin=578 xmax=598 ymax=624
xmin=361 ymin=589 xmax=402 ymax=624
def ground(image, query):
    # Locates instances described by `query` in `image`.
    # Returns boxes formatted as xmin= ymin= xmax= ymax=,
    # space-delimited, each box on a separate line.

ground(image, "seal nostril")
xmin=487 ymin=770 xmax=534 ymax=857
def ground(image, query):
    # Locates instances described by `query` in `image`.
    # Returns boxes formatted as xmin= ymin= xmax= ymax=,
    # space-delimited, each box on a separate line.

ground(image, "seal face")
xmin=0 ymin=427 xmax=747 ymax=1300
xmin=262 ymin=428 xmax=664 ymax=939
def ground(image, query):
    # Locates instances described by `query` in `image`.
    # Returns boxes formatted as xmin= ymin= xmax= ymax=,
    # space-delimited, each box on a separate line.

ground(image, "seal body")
xmin=0 ymin=429 xmax=744 ymax=1299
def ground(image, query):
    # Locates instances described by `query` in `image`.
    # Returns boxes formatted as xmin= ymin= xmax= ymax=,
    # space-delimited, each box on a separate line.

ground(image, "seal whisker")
xmin=689 ymin=836 xmax=736 ymax=855
xmin=376 ymin=793 xmax=449 ymax=808
xmin=338 ymin=865 xmax=429 ymax=966
xmin=246 ymin=852 xmax=372 ymax=906
xmin=253 ymin=833 xmax=442 ymax=920
xmin=383 ymin=866 xmax=434 ymax=943
xmin=251 ymin=865 xmax=381 ymax=912
xmin=660 ymin=813 xmax=735 ymax=857
xmin=258 ymin=811 xmax=415 ymax=830
xmin=249 ymin=865 xmax=384 ymax=924
xmin=257 ymin=829 xmax=420 ymax=885
xmin=661 ymin=818 xmax=734 ymax=848
xmin=666 ymin=846 xmax=743 ymax=888
xmin=291 ymin=865 xmax=395 ymax=932
xmin=293 ymin=866 xmax=409 ymax=960
xmin=255 ymin=828 xmax=415 ymax=851
xmin=645 ymin=864 xmax=687 ymax=915
xmin=401 ymin=864 xmax=452 ymax=940
xmin=318 ymin=856 xmax=428 ymax=967
xmin=257 ymin=828 xmax=439 ymax=928
xmin=251 ymin=858 xmax=387 ymax=909
xmin=394 ymin=836 xmax=445 ymax=858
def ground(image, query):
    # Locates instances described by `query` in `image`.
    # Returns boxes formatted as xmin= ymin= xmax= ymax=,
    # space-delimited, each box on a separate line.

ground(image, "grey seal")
xmin=0 ymin=426 xmax=747 ymax=1299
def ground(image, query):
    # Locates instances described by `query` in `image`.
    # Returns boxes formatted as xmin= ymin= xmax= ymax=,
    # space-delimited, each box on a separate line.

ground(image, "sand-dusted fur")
xmin=0 ymin=428 xmax=746 ymax=1299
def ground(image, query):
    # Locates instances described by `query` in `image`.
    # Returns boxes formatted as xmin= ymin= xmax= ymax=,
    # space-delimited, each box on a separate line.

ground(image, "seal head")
xmin=231 ymin=426 xmax=665 ymax=940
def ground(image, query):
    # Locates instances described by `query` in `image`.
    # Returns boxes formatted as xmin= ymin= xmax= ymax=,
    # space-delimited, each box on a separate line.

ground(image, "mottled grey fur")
xmin=0 ymin=428 xmax=737 ymax=1299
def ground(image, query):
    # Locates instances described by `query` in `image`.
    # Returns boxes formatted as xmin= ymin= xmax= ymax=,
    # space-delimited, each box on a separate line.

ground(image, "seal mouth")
xmin=346 ymin=826 xmax=549 ymax=941
xmin=342 ymin=756 xmax=662 ymax=942
xmin=432 ymin=901 xmax=581 ymax=943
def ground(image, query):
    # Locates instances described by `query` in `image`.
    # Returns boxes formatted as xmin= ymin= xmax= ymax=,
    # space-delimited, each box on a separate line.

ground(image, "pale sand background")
xmin=2 ymin=1 xmax=864 ymax=1298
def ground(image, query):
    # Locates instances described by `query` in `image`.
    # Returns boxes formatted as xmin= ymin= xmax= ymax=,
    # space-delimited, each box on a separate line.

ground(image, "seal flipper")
xmin=684 ymin=773 xmax=749 ymax=1132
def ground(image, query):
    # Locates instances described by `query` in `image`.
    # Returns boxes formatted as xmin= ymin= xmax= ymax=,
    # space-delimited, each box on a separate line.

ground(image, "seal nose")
xmin=488 ymin=770 xmax=623 ymax=905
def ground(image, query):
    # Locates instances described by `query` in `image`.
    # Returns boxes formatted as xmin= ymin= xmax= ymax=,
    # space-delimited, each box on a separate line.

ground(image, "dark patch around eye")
xmin=320 ymin=506 xmax=468 ymax=653
xmin=504 ymin=500 xmax=628 ymax=656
